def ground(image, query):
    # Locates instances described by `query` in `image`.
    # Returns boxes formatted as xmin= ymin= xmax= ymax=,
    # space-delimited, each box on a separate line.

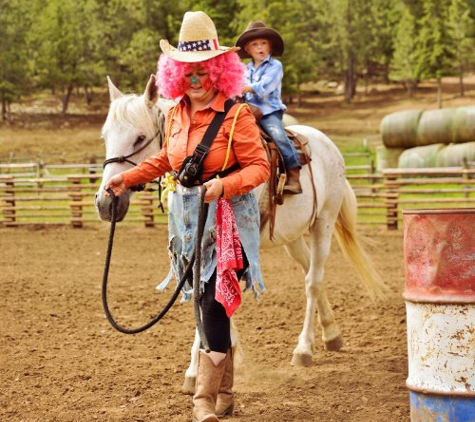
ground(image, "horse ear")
xmin=144 ymin=74 xmax=159 ymax=109
xmin=107 ymin=76 xmax=122 ymax=102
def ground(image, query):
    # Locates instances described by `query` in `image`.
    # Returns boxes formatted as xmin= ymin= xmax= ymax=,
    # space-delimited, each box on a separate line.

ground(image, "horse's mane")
xmin=102 ymin=94 xmax=168 ymax=142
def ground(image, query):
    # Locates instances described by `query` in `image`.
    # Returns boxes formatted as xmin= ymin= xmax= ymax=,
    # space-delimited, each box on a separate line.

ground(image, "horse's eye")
xmin=134 ymin=135 xmax=146 ymax=147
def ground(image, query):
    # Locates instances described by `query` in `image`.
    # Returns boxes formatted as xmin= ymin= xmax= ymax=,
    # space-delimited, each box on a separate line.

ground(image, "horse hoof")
xmin=181 ymin=377 xmax=196 ymax=395
xmin=291 ymin=353 xmax=313 ymax=367
xmin=324 ymin=335 xmax=343 ymax=351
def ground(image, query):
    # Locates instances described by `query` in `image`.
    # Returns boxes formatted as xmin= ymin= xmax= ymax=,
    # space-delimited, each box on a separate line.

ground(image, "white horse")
xmin=95 ymin=76 xmax=386 ymax=392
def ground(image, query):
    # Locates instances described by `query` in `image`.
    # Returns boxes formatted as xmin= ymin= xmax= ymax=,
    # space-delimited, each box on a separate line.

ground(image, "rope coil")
xmin=101 ymin=187 xmax=210 ymax=352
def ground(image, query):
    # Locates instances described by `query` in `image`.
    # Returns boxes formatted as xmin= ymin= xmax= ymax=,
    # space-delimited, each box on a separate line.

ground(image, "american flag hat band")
xmin=177 ymin=39 xmax=220 ymax=52
xmin=159 ymin=12 xmax=239 ymax=63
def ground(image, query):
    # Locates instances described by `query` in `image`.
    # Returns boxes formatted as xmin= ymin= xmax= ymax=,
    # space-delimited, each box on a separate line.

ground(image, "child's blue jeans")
xmin=259 ymin=110 xmax=301 ymax=170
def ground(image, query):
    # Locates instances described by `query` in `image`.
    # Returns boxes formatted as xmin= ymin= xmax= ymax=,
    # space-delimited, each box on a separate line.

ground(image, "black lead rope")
xmin=101 ymin=187 xmax=209 ymax=351
xmin=193 ymin=187 xmax=210 ymax=352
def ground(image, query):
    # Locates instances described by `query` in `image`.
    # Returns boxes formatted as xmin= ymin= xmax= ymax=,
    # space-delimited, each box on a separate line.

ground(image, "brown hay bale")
xmin=376 ymin=145 xmax=404 ymax=171
xmin=435 ymin=142 xmax=475 ymax=167
xmin=380 ymin=109 xmax=422 ymax=148
xmin=453 ymin=107 xmax=475 ymax=144
xmin=398 ymin=144 xmax=445 ymax=168
xmin=416 ymin=109 xmax=457 ymax=146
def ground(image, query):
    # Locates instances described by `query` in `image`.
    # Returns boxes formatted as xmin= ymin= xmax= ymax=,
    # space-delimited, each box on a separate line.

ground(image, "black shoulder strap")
xmin=192 ymin=99 xmax=235 ymax=161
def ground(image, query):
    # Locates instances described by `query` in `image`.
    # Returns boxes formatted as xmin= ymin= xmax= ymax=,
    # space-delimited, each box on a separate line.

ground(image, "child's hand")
xmin=242 ymin=85 xmax=254 ymax=95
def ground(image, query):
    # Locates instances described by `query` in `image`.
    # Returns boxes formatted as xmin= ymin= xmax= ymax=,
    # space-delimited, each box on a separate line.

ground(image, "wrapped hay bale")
xmin=376 ymin=145 xmax=405 ymax=171
xmin=435 ymin=142 xmax=475 ymax=167
xmin=380 ymin=109 xmax=422 ymax=148
xmin=398 ymin=144 xmax=445 ymax=168
xmin=416 ymin=108 xmax=457 ymax=146
xmin=453 ymin=106 xmax=475 ymax=144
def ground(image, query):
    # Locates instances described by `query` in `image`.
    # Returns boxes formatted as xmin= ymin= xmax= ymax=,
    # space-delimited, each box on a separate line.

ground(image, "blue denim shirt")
xmin=158 ymin=185 xmax=265 ymax=302
xmin=244 ymin=55 xmax=286 ymax=116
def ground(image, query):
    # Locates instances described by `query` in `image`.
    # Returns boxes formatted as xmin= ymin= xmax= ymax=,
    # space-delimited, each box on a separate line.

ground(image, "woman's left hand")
xmin=203 ymin=178 xmax=223 ymax=202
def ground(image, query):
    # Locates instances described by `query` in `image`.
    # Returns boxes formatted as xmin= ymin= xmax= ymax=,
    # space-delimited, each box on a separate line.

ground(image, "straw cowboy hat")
xmin=160 ymin=11 xmax=239 ymax=63
xmin=235 ymin=21 xmax=284 ymax=59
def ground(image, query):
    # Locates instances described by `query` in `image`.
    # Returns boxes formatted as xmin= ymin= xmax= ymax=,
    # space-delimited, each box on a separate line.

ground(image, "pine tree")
xmin=389 ymin=4 xmax=420 ymax=96
xmin=416 ymin=0 xmax=452 ymax=107
xmin=447 ymin=0 xmax=475 ymax=96
xmin=0 ymin=0 xmax=32 ymax=121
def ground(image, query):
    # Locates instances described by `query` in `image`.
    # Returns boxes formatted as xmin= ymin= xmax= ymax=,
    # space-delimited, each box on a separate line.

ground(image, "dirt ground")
xmin=2 ymin=75 xmax=449 ymax=421
xmin=1 ymin=224 xmax=409 ymax=422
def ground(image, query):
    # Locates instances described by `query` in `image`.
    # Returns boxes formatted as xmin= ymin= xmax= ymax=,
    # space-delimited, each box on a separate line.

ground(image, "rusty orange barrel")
xmin=403 ymin=208 xmax=475 ymax=422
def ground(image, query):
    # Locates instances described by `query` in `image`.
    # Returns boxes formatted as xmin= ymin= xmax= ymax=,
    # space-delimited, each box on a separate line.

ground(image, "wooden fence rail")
xmin=1 ymin=167 xmax=475 ymax=229
xmin=0 ymin=174 xmax=166 ymax=228
xmin=381 ymin=168 xmax=475 ymax=229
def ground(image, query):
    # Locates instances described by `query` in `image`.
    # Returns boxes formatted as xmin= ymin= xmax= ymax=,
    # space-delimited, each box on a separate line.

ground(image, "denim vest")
xmin=157 ymin=185 xmax=265 ymax=302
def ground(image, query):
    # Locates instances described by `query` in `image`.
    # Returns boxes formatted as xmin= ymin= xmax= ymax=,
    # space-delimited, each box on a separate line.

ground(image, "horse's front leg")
xmin=182 ymin=328 xmax=200 ymax=394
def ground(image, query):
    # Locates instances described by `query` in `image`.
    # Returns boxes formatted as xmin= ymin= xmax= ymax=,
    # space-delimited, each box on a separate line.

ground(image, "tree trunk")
xmin=437 ymin=77 xmax=443 ymax=109
xmin=405 ymin=80 xmax=416 ymax=98
xmin=84 ymin=84 xmax=93 ymax=105
xmin=61 ymin=83 xmax=74 ymax=117
xmin=1 ymin=92 xmax=6 ymax=122
xmin=458 ymin=68 xmax=465 ymax=97
xmin=344 ymin=65 xmax=356 ymax=103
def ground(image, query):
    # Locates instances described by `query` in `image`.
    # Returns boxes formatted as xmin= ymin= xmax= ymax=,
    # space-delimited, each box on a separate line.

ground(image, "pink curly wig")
xmin=156 ymin=52 xmax=246 ymax=100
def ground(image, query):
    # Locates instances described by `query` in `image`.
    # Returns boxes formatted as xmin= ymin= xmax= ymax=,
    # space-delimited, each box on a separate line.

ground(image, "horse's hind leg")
xmin=308 ymin=216 xmax=343 ymax=352
xmin=285 ymin=219 xmax=343 ymax=367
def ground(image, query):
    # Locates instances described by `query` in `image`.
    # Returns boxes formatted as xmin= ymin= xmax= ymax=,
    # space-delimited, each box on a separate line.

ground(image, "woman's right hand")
xmin=105 ymin=174 xmax=126 ymax=197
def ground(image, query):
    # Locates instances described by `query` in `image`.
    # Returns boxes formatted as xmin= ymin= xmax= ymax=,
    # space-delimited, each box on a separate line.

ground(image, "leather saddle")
xmin=259 ymin=126 xmax=313 ymax=239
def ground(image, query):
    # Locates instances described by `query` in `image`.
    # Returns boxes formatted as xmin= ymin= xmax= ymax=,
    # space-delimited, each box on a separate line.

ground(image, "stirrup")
xmin=276 ymin=174 xmax=286 ymax=205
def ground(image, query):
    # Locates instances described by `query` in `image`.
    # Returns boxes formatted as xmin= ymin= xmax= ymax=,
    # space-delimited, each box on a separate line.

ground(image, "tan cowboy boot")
xmin=215 ymin=349 xmax=234 ymax=418
xmin=192 ymin=351 xmax=226 ymax=422
xmin=284 ymin=167 xmax=302 ymax=194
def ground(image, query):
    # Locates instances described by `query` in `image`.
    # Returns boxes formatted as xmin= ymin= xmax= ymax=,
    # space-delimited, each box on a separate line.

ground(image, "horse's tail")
xmin=333 ymin=180 xmax=388 ymax=302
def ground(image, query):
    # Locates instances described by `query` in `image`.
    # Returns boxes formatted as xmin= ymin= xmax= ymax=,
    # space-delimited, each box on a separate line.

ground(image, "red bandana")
xmin=215 ymin=197 xmax=243 ymax=317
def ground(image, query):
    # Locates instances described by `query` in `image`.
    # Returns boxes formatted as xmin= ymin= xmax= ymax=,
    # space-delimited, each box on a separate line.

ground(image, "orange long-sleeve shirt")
xmin=122 ymin=92 xmax=270 ymax=198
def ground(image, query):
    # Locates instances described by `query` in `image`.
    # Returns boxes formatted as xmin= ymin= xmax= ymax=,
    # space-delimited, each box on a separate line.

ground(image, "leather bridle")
xmin=102 ymin=127 xmax=161 ymax=169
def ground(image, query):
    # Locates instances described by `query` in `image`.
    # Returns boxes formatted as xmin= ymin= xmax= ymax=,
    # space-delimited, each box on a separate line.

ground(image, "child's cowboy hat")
xmin=160 ymin=11 xmax=239 ymax=63
xmin=235 ymin=21 xmax=284 ymax=59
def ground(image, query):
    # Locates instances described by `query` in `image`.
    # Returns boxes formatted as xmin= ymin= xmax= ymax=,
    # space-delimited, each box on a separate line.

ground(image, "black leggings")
xmin=200 ymin=273 xmax=231 ymax=353
xmin=200 ymin=255 xmax=248 ymax=353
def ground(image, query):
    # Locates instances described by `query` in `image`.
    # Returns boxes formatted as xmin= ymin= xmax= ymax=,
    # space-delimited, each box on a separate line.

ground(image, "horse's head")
xmin=95 ymin=75 xmax=170 ymax=222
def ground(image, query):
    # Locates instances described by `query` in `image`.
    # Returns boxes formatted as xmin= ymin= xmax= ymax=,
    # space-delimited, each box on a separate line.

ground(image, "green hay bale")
xmin=453 ymin=107 xmax=475 ymax=144
xmin=398 ymin=144 xmax=445 ymax=168
xmin=376 ymin=145 xmax=404 ymax=171
xmin=380 ymin=109 xmax=422 ymax=148
xmin=416 ymin=109 xmax=457 ymax=146
xmin=435 ymin=142 xmax=475 ymax=167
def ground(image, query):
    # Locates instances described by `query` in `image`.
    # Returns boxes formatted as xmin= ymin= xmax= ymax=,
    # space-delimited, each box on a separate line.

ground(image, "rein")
xmin=101 ymin=187 xmax=210 ymax=351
